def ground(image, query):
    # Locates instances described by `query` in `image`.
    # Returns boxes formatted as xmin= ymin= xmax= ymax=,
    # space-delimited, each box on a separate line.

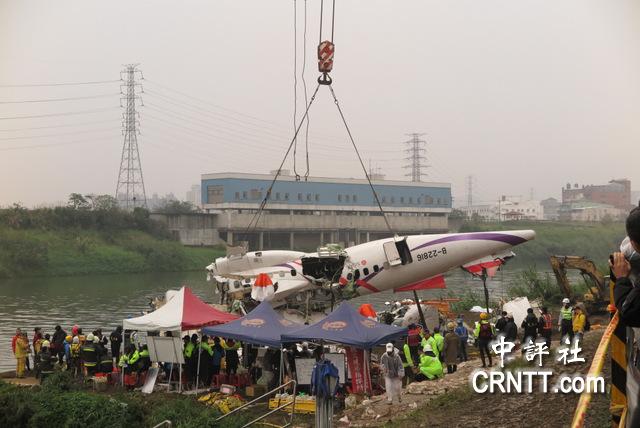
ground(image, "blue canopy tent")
xmin=201 ymin=301 xmax=302 ymax=348
xmin=281 ymin=303 xmax=408 ymax=349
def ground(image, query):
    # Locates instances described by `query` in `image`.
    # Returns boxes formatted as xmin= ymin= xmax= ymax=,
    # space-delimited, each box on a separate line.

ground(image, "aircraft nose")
xmin=515 ymin=230 xmax=536 ymax=241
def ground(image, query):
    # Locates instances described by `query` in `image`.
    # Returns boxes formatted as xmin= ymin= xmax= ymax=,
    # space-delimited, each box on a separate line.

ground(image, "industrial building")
xmin=153 ymin=172 xmax=452 ymax=250
xmin=562 ymin=179 xmax=632 ymax=210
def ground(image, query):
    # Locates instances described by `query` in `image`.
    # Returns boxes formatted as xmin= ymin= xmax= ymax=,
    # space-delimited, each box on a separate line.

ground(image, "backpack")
xmin=478 ymin=322 xmax=492 ymax=339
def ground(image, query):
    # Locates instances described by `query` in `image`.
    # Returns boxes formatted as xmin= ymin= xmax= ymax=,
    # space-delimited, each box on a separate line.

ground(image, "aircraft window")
xmin=373 ymin=265 xmax=379 ymax=272
xmin=290 ymin=269 xmax=297 ymax=276
xmin=354 ymin=269 xmax=360 ymax=280
xmin=347 ymin=273 xmax=353 ymax=281
xmin=363 ymin=267 xmax=369 ymax=276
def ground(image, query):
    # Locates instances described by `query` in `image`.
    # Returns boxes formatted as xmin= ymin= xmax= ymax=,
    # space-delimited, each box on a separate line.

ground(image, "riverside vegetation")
xmin=0 ymin=195 xmax=224 ymax=278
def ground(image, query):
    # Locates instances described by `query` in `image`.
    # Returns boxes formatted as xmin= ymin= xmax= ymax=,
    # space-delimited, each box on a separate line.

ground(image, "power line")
xmin=0 ymin=93 xmax=120 ymax=104
xmin=0 ymin=135 xmax=116 ymax=152
xmin=0 ymin=119 xmax=117 ymax=132
xmin=0 ymin=80 xmax=120 ymax=88
xmin=0 ymin=128 xmax=119 ymax=141
xmin=0 ymin=107 xmax=120 ymax=121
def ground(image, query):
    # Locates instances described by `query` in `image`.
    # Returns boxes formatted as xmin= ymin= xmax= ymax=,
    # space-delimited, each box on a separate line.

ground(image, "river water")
xmin=0 ymin=269 xmax=526 ymax=371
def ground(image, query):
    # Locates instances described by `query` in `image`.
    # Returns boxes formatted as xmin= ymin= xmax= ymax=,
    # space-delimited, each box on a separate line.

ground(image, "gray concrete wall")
xmin=151 ymin=213 xmax=222 ymax=246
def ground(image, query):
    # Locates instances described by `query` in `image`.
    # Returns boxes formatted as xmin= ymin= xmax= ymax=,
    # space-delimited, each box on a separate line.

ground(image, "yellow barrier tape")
xmin=571 ymin=311 xmax=619 ymax=428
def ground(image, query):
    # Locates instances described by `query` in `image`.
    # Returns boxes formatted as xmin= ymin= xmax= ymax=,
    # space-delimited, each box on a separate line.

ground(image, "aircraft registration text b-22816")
xmin=416 ymin=247 xmax=448 ymax=261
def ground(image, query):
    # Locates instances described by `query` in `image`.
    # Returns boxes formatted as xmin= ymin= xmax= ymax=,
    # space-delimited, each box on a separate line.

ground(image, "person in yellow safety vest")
xmin=415 ymin=344 xmax=443 ymax=381
xmin=433 ymin=326 xmax=445 ymax=362
xmin=70 ymin=336 xmax=81 ymax=376
xmin=401 ymin=338 xmax=415 ymax=385
xmin=474 ymin=313 xmax=495 ymax=368
xmin=420 ymin=330 xmax=439 ymax=359
xmin=572 ymin=306 xmax=586 ymax=344
xmin=15 ymin=333 xmax=29 ymax=379
xmin=558 ymin=298 xmax=574 ymax=342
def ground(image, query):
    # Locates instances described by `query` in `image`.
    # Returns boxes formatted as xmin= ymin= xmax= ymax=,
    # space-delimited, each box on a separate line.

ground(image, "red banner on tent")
xmin=345 ymin=346 xmax=372 ymax=394
xmin=393 ymin=275 xmax=446 ymax=292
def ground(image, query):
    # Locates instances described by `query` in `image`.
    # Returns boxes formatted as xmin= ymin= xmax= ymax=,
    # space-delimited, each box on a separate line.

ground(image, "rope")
xmin=302 ymin=0 xmax=310 ymax=180
xmin=328 ymin=85 xmax=393 ymax=234
xmin=319 ymin=0 xmax=324 ymax=45
xmin=331 ymin=0 xmax=336 ymax=42
xmin=570 ymin=311 xmax=619 ymax=428
xmin=245 ymin=83 xmax=321 ymax=234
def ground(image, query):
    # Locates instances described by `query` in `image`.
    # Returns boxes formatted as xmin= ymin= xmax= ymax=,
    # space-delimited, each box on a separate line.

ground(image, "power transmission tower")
xmin=116 ymin=64 xmax=147 ymax=210
xmin=466 ymin=175 xmax=473 ymax=208
xmin=403 ymin=133 xmax=428 ymax=182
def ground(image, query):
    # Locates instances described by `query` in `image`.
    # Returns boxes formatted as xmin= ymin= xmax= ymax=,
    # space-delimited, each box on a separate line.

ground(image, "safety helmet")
xmin=479 ymin=312 xmax=489 ymax=320
xmin=42 ymin=340 xmax=50 ymax=348
xmin=447 ymin=322 xmax=455 ymax=330
xmin=86 ymin=333 xmax=95 ymax=342
xmin=562 ymin=298 xmax=570 ymax=304
xmin=93 ymin=336 xmax=100 ymax=343
xmin=423 ymin=344 xmax=433 ymax=353
xmin=72 ymin=336 xmax=79 ymax=344
xmin=65 ymin=335 xmax=72 ymax=343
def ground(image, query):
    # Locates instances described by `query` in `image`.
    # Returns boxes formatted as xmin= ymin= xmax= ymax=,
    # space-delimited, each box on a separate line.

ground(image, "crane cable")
xmin=302 ymin=0 xmax=311 ymax=181
xmin=245 ymin=0 xmax=394 ymax=236
xmin=245 ymin=83 xmax=321 ymax=233
xmin=292 ymin=0 xmax=300 ymax=181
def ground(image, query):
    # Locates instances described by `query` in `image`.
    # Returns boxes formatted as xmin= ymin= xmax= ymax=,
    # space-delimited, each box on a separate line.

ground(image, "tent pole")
xmin=195 ymin=331 xmax=202 ymax=394
xmin=279 ymin=344 xmax=284 ymax=387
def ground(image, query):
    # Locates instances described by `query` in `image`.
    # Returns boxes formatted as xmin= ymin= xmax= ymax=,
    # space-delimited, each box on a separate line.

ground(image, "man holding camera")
xmin=612 ymin=207 xmax=640 ymax=326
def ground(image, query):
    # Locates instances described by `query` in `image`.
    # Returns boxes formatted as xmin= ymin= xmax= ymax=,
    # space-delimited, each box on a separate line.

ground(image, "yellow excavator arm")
xmin=549 ymin=255 xmax=607 ymax=302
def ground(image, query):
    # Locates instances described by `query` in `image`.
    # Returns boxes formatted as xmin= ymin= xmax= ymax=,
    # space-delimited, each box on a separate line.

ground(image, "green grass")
xmin=0 ymin=227 xmax=224 ymax=278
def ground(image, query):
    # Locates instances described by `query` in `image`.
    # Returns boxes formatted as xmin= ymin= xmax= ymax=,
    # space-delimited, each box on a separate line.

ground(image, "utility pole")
xmin=116 ymin=64 xmax=147 ymax=210
xmin=403 ymin=133 xmax=428 ymax=182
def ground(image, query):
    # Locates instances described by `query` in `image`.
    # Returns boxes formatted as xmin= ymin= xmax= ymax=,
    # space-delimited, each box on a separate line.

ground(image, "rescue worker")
xmin=420 ymin=329 xmax=439 ymax=360
xmin=558 ymin=298 xmax=574 ymax=342
xmin=223 ymin=338 xmax=241 ymax=376
xmin=32 ymin=327 xmax=43 ymax=355
xmin=38 ymin=340 xmax=57 ymax=382
xmin=199 ymin=335 xmax=213 ymax=386
xmin=15 ymin=332 xmax=29 ymax=378
xmin=380 ymin=343 xmax=404 ymax=405
xmin=189 ymin=334 xmax=199 ymax=384
xmin=70 ymin=336 xmax=81 ymax=376
xmin=97 ymin=335 xmax=113 ymax=374
xmin=407 ymin=323 xmax=422 ymax=365
xmin=432 ymin=326 xmax=445 ymax=361
xmin=474 ymin=312 xmax=495 ymax=368
xmin=80 ymin=333 xmax=99 ymax=376
xmin=183 ymin=335 xmax=195 ymax=384
xmin=572 ymin=305 xmax=586 ymax=345
xmin=538 ymin=307 xmax=553 ymax=349
xmin=495 ymin=311 xmax=508 ymax=333
xmin=415 ymin=344 xmax=443 ymax=381
xmin=211 ymin=337 xmax=225 ymax=377
xmin=110 ymin=326 xmax=123 ymax=363
xmin=503 ymin=313 xmax=518 ymax=342
xmin=454 ymin=318 xmax=469 ymax=362
xmin=521 ymin=308 xmax=539 ymax=348
xmin=443 ymin=322 xmax=460 ymax=374
xmin=52 ymin=325 xmax=67 ymax=365
xmin=401 ymin=336 xmax=415 ymax=385
xmin=63 ymin=335 xmax=73 ymax=368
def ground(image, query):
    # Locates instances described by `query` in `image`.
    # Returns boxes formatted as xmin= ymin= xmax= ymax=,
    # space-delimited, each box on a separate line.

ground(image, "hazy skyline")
xmin=1 ymin=0 xmax=639 ymax=207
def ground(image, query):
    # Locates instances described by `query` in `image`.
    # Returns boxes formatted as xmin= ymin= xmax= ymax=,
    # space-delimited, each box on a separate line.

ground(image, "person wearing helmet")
xmin=558 ymin=298 xmax=574 ymax=342
xmin=415 ymin=344 xmax=443 ymax=381
xmin=70 ymin=336 xmax=81 ymax=376
xmin=474 ymin=312 xmax=495 ymax=368
xmin=432 ymin=326 xmax=445 ymax=362
xmin=380 ymin=342 xmax=404 ymax=404
xmin=420 ymin=329 xmax=439 ymax=360
xmin=443 ymin=322 xmax=461 ymax=374
xmin=38 ymin=340 xmax=57 ymax=382
xmin=80 ymin=333 xmax=98 ymax=376
xmin=63 ymin=335 xmax=73 ymax=368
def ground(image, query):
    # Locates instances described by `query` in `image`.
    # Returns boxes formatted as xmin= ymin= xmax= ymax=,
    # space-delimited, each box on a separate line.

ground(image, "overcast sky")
xmin=1 ymin=0 xmax=639 ymax=207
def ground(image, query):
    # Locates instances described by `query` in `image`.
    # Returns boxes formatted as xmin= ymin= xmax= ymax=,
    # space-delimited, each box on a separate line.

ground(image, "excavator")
xmin=549 ymin=255 xmax=608 ymax=309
